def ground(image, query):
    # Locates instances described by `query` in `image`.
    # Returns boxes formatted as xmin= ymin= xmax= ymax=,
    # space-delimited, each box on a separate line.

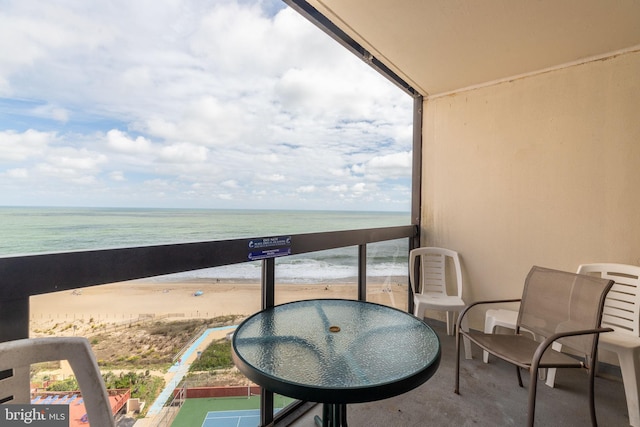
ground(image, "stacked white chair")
xmin=410 ymin=247 xmax=472 ymax=359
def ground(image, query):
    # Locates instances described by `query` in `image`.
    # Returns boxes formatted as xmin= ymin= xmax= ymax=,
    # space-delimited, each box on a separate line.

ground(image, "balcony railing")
xmin=1 ymin=225 xmax=418 ymax=341
xmin=0 ymin=224 xmax=417 ymax=424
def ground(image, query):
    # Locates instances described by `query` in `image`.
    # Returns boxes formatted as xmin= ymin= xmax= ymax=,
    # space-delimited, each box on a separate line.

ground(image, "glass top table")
xmin=232 ymin=299 xmax=441 ymax=427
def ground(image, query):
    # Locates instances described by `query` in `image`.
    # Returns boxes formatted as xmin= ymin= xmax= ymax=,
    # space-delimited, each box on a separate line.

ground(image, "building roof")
xmin=32 ymin=390 xmax=129 ymax=427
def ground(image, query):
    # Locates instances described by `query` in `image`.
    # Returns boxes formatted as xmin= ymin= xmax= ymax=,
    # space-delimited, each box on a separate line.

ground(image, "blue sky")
xmin=0 ymin=0 xmax=413 ymax=211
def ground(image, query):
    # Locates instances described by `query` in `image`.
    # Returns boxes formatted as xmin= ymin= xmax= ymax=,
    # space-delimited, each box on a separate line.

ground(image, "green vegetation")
xmin=45 ymin=371 xmax=164 ymax=417
xmin=46 ymin=377 xmax=79 ymax=391
xmin=148 ymin=315 xmax=240 ymax=338
xmin=103 ymin=371 xmax=164 ymax=409
xmin=148 ymin=320 xmax=205 ymax=337
xmin=189 ymin=339 xmax=234 ymax=371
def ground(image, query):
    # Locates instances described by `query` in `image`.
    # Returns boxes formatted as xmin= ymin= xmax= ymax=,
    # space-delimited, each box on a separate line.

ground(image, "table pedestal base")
xmin=314 ymin=403 xmax=348 ymax=427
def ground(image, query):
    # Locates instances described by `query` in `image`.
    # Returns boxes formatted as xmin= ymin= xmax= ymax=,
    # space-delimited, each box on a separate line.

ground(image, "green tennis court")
xmin=171 ymin=395 xmax=295 ymax=427
xmin=201 ymin=409 xmax=259 ymax=427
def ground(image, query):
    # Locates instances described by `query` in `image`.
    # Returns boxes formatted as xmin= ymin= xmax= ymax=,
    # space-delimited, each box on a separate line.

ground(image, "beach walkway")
xmin=135 ymin=325 xmax=237 ymax=426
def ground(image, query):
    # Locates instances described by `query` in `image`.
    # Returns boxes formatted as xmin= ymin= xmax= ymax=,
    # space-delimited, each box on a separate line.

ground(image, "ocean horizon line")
xmin=0 ymin=205 xmax=411 ymax=215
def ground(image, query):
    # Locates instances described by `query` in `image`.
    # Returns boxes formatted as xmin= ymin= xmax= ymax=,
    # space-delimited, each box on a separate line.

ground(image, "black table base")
xmin=314 ymin=403 xmax=348 ymax=427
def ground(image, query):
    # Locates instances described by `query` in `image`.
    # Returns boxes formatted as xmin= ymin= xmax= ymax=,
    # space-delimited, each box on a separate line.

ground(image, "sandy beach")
xmin=30 ymin=279 xmax=409 ymax=335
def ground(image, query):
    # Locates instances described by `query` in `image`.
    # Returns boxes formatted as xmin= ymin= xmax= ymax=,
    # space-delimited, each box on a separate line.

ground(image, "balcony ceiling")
xmin=305 ymin=0 xmax=640 ymax=96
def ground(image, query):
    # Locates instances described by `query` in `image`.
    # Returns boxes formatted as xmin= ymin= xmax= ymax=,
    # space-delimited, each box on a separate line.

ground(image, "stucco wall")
xmin=421 ymin=50 xmax=640 ymax=332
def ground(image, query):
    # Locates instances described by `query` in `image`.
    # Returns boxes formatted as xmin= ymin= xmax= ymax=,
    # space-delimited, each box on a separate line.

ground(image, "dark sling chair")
xmin=454 ymin=266 xmax=614 ymax=426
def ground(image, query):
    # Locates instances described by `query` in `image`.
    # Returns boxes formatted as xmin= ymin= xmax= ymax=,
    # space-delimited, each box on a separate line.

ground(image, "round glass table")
xmin=232 ymin=299 xmax=441 ymax=427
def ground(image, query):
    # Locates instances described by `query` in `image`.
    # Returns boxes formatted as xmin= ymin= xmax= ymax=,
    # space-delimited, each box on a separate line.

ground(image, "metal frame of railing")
xmin=0 ymin=224 xmax=418 ymax=425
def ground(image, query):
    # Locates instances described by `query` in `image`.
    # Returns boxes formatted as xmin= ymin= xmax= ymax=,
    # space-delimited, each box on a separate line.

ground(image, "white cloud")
xmin=159 ymin=143 xmax=208 ymax=163
xmin=143 ymin=118 xmax=178 ymax=141
xmin=222 ymin=180 xmax=240 ymax=189
xmin=33 ymin=147 xmax=107 ymax=186
xmin=327 ymin=184 xmax=348 ymax=192
xmin=363 ymin=151 xmax=412 ymax=180
xmin=142 ymin=178 xmax=173 ymax=191
xmin=352 ymin=183 xmax=367 ymax=194
xmin=296 ymin=185 xmax=315 ymax=193
xmin=258 ymin=173 xmax=285 ymax=182
xmin=261 ymin=154 xmax=279 ymax=163
xmin=4 ymin=168 xmax=29 ymax=179
xmin=30 ymin=104 xmax=70 ymax=123
xmin=0 ymin=0 xmax=413 ymax=211
xmin=110 ymin=171 xmax=125 ymax=181
xmin=350 ymin=164 xmax=366 ymax=175
xmin=50 ymin=151 xmax=106 ymax=170
xmin=0 ymin=129 xmax=53 ymax=161
xmin=35 ymin=163 xmax=97 ymax=185
xmin=368 ymin=151 xmax=412 ymax=170
xmin=107 ymin=130 xmax=153 ymax=154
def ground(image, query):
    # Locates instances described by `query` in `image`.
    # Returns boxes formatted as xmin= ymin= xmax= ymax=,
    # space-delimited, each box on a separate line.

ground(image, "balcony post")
xmin=261 ymin=258 xmax=275 ymax=310
xmin=409 ymin=94 xmax=423 ymax=314
xmin=0 ymin=298 xmax=30 ymax=398
xmin=0 ymin=298 xmax=29 ymax=342
xmin=358 ymin=244 xmax=366 ymax=301
xmin=260 ymin=258 xmax=276 ymax=426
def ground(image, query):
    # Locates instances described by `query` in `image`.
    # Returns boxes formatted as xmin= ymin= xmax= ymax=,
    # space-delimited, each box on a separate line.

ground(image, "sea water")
xmin=0 ymin=207 xmax=410 ymax=283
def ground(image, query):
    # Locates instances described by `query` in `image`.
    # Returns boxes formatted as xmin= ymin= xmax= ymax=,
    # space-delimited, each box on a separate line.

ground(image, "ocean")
xmin=0 ymin=207 xmax=411 ymax=283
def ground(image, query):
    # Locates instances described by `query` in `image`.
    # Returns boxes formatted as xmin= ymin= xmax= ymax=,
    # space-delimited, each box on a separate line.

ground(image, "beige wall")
xmin=421 ymin=49 xmax=640 ymax=330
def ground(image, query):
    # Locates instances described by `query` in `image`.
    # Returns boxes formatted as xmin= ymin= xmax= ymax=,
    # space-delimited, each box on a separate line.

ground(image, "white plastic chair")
xmin=545 ymin=263 xmax=640 ymax=427
xmin=0 ymin=337 xmax=115 ymax=427
xmin=410 ymin=247 xmax=472 ymax=359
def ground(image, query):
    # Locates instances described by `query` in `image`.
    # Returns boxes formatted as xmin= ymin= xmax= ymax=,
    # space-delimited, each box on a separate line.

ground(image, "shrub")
xmin=189 ymin=339 xmax=233 ymax=371
xmin=102 ymin=371 xmax=165 ymax=411
xmin=47 ymin=377 xmax=78 ymax=391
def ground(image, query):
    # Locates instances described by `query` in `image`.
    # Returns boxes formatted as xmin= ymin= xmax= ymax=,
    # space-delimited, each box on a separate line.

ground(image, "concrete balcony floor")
xmin=288 ymin=319 xmax=630 ymax=427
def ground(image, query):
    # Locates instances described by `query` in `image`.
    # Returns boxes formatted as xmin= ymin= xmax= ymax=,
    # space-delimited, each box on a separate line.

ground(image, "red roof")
xmin=32 ymin=389 xmax=130 ymax=426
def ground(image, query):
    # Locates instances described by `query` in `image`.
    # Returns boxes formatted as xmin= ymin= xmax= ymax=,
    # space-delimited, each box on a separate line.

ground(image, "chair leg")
xmin=527 ymin=368 xmax=539 ymax=427
xmin=617 ymin=349 xmax=640 ymax=427
xmin=483 ymin=315 xmax=496 ymax=363
xmin=544 ymin=342 xmax=563 ymax=387
xmin=516 ymin=366 xmax=523 ymax=387
xmin=588 ymin=366 xmax=598 ymax=427
xmin=414 ymin=304 xmax=425 ymax=320
xmin=454 ymin=327 xmax=462 ymax=394
xmin=459 ymin=314 xmax=472 ymax=360
xmin=446 ymin=311 xmax=455 ymax=335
